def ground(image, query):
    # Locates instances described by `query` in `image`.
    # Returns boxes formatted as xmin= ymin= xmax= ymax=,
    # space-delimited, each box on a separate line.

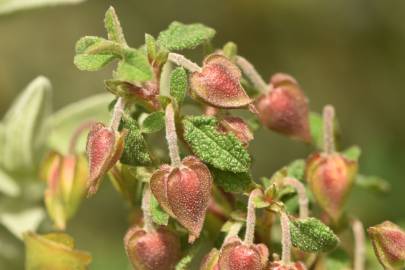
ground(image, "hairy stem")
xmin=165 ymin=103 xmax=181 ymax=167
xmin=323 ymin=105 xmax=336 ymax=154
xmin=284 ymin=177 xmax=309 ymax=219
xmin=168 ymin=53 xmax=202 ymax=73
xmin=141 ymin=184 xmax=155 ymax=233
xmin=110 ymin=97 xmax=126 ymax=131
xmin=244 ymin=188 xmax=263 ymax=245
xmin=68 ymin=120 xmax=96 ymax=154
xmin=352 ymin=219 xmax=365 ymax=270
xmin=280 ymin=211 xmax=292 ymax=264
xmin=235 ymin=56 xmax=268 ymax=94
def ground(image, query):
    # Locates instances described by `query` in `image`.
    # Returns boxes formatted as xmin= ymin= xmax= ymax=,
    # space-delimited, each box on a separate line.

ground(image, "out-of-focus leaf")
xmin=24 ymin=232 xmax=91 ymax=270
xmin=141 ymin=111 xmax=165 ymax=134
xmin=309 ymin=112 xmax=340 ymax=151
xmin=210 ymin=166 xmax=255 ymax=193
xmin=158 ymin=21 xmax=216 ymax=51
xmin=0 ymin=169 xmax=20 ymax=197
xmin=47 ymin=93 xmax=112 ymax=153
xmin=150 ymin=194 xmax=169 ymax=226
xmin=2 ymin=76 xmax=52 ymax=172
xmin=342 ymin=145 xmax=362 ymax=161
xmin=114 ymin=48 xmax=153 ymax=83
xmin=287 ymin=159 xmax=306 ymax=181
xmin=0 ymin=0 xmax=86 ymax=15
xmin=355 ymin=174 xmax=391 ymax=193
xmin=0 ymin=208 xmax=45 ymax=240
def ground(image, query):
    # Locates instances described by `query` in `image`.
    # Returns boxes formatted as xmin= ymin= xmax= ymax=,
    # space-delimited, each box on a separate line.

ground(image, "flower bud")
xmin=305 ymin=153 xmax=357 ymax=223
xmin=218 ymin=237 xmax=269 ymax=270
xmin=218 ymin=116 xmax=253 ymax=146
xmin=124 ymin=226 xmax=181 ymax=270
xmin=190 ymin=54 xmax=251 ymax=108
xmin=269 ymin=261 xmax=307 ymax=270
xmin=255 ymin=73 xmax=310 ymax=142
xmin=40 ymin=151 xmax=88 ymax=230
xmin=86 ymin=122 xmax=126 ymax=196
xmin=150 ymin=156 xmax=213 ymax=242
xmin=367 ymin=221 xmax=405 ymax=270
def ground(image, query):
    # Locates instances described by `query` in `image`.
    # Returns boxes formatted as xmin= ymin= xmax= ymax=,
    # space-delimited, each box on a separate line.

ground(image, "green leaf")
xmin=0 ymin=0 xmax=86 ymax=15
xmin=2 ymin=76 xmax=52 ymax=172
xmin=74 ymin=36 xmax=118 ymax=71
xmin=115 ymin=48 xmax=153 ymax=83
xmin=210 ymin=166 xmax=254 ymax=193
xmin=289 ymin=217 xmax=339 ymax=252
xmin=342 ymin=145 xmax=361 ymax=161
xmin=145 ymin=33 xmax=157 ymax=60
xmin=309 ymin=111 xmax=340 ymax=151
xmin=104 ymin=6 xmax=126 ymax=45
xmin=0 ymin=169 xmax=20 ymax=197
xmin=355 ymin=174 xmax=391 ymax=193
xmin=24 ymin=232 xmax=91 ymax=270
xmin=170 ymin=67 xmax=188 ymax=105
xmin=157 ymin=21 xmax=216 ymax=51
xmin=324 ymin=249 xmax=352 ymax=270
xmin=119 ymin=115 xmax=152 ymax=166
xmin=287 ymin=159 xmax=306 ymax=181
xmin=150 ymin=194 xmax=169 ymax=226
xmin=183 ymin=116 xmax=251 ymax=173
xmin=223 ymin=41 xmax=238 ymax=60
xmin=47 ymin=93 xmax=112 ymax=153
xmin=141 ymin=112 xmax=165 ymax=133
xmin=0 ymin=208 xmax=45 ymax=240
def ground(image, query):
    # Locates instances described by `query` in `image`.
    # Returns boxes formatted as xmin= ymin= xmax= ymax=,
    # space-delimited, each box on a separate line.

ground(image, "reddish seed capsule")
xmin=86 ymin=122 xmax=126 ymax=196
xmin=150 ymin=156 xmax=213 ymax=242
xmin=268 ymin=261 xmax=307 ymax=270
xmin=218 ymin=116 xmax=253 ymax=146
xmin=255 ymin=73 xmax=310 ymax=142
xmin=124 ymin=227 xmax=181 ymax=270
xmin=218 ymin=237 xmax=269 ymax=270
xmin=305 ymin=153 xmax=357 ymax=223
xmin=190 ymin=54 xmax=251 ymax=108
xmin=368 ymin=221 xmax=405 ymax=270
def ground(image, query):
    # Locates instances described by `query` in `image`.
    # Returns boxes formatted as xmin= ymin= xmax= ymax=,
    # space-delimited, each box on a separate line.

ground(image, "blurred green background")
xmin=0 ymin=0 xmax=404 ymax=269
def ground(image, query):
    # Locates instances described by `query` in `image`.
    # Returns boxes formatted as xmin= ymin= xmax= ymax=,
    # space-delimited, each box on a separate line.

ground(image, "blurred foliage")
xmin=0 ymin=0 xmax=404 ymax=269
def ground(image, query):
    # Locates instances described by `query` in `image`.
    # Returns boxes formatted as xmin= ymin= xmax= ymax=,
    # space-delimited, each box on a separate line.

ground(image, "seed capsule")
xmin=268 ymin=261 xmax=307 ymax=270
xmin=305 ymin=153 xmax=357 ymax=223
xmin=40 ymin=152 xmax=88 ymax=230
xmin=368 ymin=221 xmax=405 ymax=270
xmin=218 ymin=116 xmax=253 ymax=146
xmin=124 ymin=227 xmax=181 ymax=270
xmin=190 ymin=54 xmax=251 ymax=108
xmin=218 ymin=237 xmax=269 ymax=270
xmin=150 ymin=156 xmax=213 ymax=242
xmin=256 ymin=73 xmax=310 ymax=142
xmin=86 ymin=122 xmax=126 ymax=196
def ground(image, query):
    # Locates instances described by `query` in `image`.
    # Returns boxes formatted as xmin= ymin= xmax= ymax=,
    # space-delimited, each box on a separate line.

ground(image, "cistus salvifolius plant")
xmin=17 ymin=6 xmax=404 ymax=270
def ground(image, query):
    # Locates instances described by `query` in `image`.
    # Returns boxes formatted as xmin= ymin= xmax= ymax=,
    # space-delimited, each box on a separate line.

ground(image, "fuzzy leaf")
xmin=24 ymin=232 xmax=91 ymax=270
xmin=0 ymin=0 xmax=86 ymax=15
xmin=183 ymin=116 xmax=251 ymax=173
xmin=150 ymin=194 xmax=170 ymax=226
xmin=289 ymin=217 xmax=339 ymax=252
xmin=115 ymin=48 xmax=152 ymax=83
xmin=210 ymin=167 xmax=254 ymax=193
xmin=74 ymin=36 xmax=118 ymax=71
xmin=47 ymin=94 xmax=112 ymax=153
xmin=342 ymin=145 xmax=361 ymax=161
xmin=2 ymin=76 xmax=52 ymax=172
xmin=119 ymin=115 xmax=152 ymax=166
xmin=145 ymin=33 xmax=157 ymax=60
xmin=355 ymin=174 xmax=391 ymax=193
xmin=0 ymin=169 xmax=20 ymax=197
xmin=0 ymin=208 xmax=45 ymax=240
xmin=157 ymin=21 xmax=215 ymax=51
xmin=104 ymin=6 xmax=126 ymax=44
xmin=141 ymin=112 xmax=165 ymax=134
xmin=287 ymin=159 xmax=306 ymax=181
xmin=170 ymin=67 xmax=188 ymax=105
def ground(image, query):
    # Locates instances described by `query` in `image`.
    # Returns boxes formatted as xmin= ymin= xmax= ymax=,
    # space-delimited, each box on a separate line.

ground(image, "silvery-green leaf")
xmin=0 ymin=0 xmax=86 ymax=15
xmin=0 ymin=169 xmax=19 ymax=197
xmin=2 ymin=76 xmax=52 ymax=172
xmin=0 ymin=208 xmax=45 ymax=240
xmin=47 ymin=93 xmax=112 ymax=154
